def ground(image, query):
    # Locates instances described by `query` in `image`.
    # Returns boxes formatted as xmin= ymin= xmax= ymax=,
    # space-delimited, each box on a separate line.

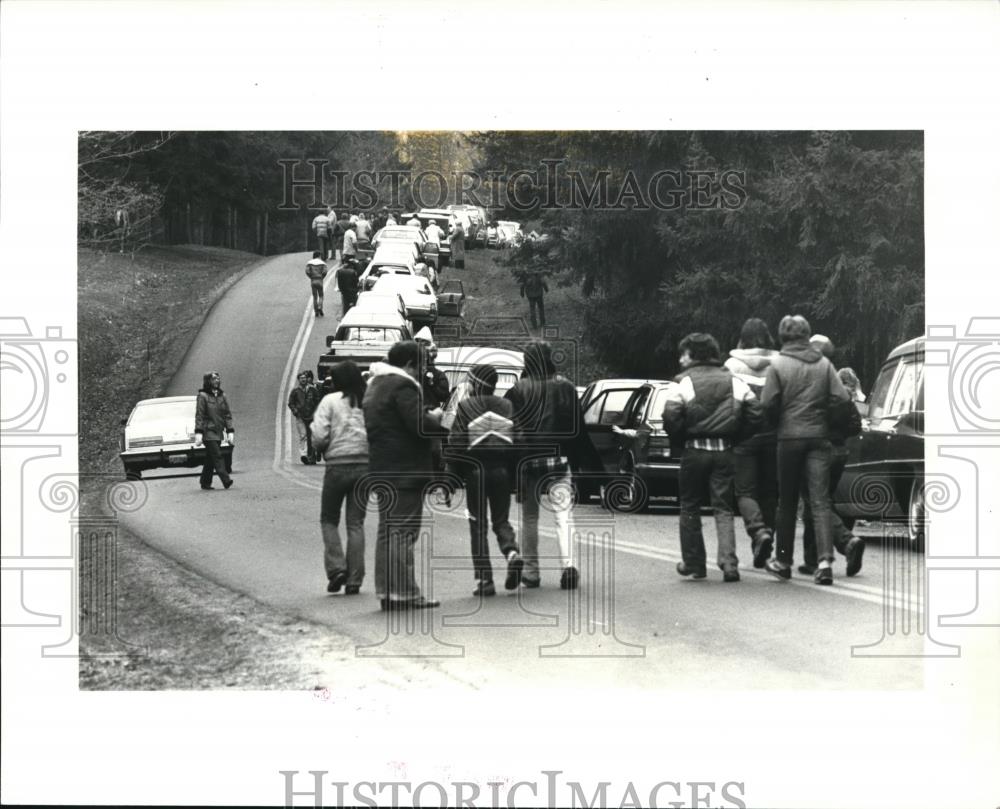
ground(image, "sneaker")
xmin=845 ymin=537 xmax=866 ymax=577
xmin=326 ymin=571 xmax=347 ymax=594
xmin=676 ymin=562 xmax=707 ymax=579
xmin=301 ymin=455 xmax=310 ymax=465
xmin=223 ymin=480 xmax=234 ymax=490
xmin=797 ymin=563 xmax=817 ymax=576
xmin=722 ymin=567 xmax=741 ymax=583
xmin=473 ymin=580 xmax=496 ymax=597
xmin=814 ymin=564 xmax=833 ymax=585
xmin=752 ymin=530 xmax=773 ymax=569
xmin=504 ymin=551 xmax=524 ymax=591
xmin=560 ymin=566 xmax=580 ymax=591
xmin=200 ymin=484 xmax=214 ymax=490
xmin=344 ymin=585 xmax=360 ymax=595
xmin=401 ymin=596 xmax=440 ymax=610
xmin=765 ymin=559 xmax=792 ymax=580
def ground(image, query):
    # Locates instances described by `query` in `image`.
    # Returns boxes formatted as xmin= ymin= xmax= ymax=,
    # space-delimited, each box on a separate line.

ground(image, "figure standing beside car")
xmin=195 ymin=371 xmax=235 ymax=490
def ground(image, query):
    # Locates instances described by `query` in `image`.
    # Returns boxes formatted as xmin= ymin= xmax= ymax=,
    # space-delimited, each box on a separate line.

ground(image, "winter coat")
xmin=447 ymin=394 xmax=514 ymax=468
xmin=195 ymin=383 xmax=234 ymax=441
xmin=362 ymin=362 xmax=446 ymax=482
xmin=335 ymin=265 xmax=358 ymax=295
xmin=661 ymin=362 xmax=761 ymax=443
xmin=310 ymin=392 xmax=369 ymax=465
xmin=422 ymin=363 xmax=451 ymax=408
xmin=312 ymin=214 xmax=330 ymax=236
xmin=724 ymin=348 xmax=778 ymax=445
xmin=504 ymin=375 xmax=603 ymax=474
xmin=305 ymin=258 xmax=327 ymax=284
xmin=288 ymin=384 xmax=321 ymax=422
xmin=760 ymin=340 xmax=851 ymax=440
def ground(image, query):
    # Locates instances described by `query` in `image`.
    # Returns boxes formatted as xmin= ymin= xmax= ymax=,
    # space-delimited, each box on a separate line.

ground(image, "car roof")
xmin=337 ymin=308 xmax=407 ymax=327
xmin=885 ymin=336 xmax=925 ymax=363
xmin=134 ymin=395 xmax=197 ymax=407
xmin=374 ymin=274 xmax=429 ymax=290
xmin=435 ymin=346 xmax=525 ymax=368
xmin=380 ymin=226 xmax=423 ymax=237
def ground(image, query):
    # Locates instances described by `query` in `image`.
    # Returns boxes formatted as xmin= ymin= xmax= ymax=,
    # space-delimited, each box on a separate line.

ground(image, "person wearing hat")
xmin=798 ymin=334 xmax=866 ymax=577
xmin=760 ymin=315 xmax=852 ymax=585
xmin=447 ymin=363 xmax=523 ymax=595
xmin=424 ymin=218 xmax=444 ymax=246
xmin=414 ymin=327 xmax=450 ymax=408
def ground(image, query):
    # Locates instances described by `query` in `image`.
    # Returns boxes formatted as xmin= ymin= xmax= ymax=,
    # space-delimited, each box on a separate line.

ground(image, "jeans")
xmin=310 ymin=282 xmax=324 ymax=313
xmin=199 ymin=439 xmax=232 ymax=488
xmin=527 ymin=296 xmax=545 ymax=327
xmin=320 ymin=463 xmax=368 ymax=586
xmin=294 ymin=418 xmax=314 ymax=459
xmin=801 ymin=445 xmax=856 ymax=566
xmin=519 ymin=468 xmax=574 ymax=583
xmin=373 ymin=483 xmax=425 ymax=601
xmin=464 ymin=464 xmax=518 ymax=581
xmin=775 ymin=438 xmax=834 ymax=565
xmin=678 ymin=448 xmax=738 ymax=571
xmin=317 ymin=235 xmax=330 ymax=260
xmin=733 ymin=437 xmax=778 ymax=541
xmin=340 ymin=292 xmax=356 ymax=314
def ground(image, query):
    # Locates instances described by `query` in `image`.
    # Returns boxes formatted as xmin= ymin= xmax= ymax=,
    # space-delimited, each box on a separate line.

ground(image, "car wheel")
xmin=907 ymin=477 xmax=925 ymax=553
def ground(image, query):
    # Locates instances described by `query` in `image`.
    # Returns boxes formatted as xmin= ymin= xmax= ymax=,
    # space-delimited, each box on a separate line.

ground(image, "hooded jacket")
xmin=310 ymin=391 xmax=369 ymax=465
xmin=447 ymin=393 xmax=515 ymax=468
xmin=195 ymin=375 xmax=234 ymax=440
xmin=724 ymin=347 xmax=778 ymax=444
xmin=760 ymin=341 xmax=851 ymax=440
xmin=362 ymin=361 xmax=446 ymax=481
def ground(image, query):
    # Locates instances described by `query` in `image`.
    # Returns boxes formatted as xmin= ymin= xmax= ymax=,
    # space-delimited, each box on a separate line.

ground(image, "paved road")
xmin=119 ymin=252 xmax=926 ymax=690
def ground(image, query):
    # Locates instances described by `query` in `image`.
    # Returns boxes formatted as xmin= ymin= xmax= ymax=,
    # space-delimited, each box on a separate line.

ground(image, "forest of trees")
xmin=473 ymin=131 xmax=924 ymax=387
xmin=79 ymin=130 xmax=924 ymax=388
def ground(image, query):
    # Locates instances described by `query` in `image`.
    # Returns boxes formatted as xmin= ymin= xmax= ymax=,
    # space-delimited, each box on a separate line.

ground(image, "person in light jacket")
xmin=195 ymin=371 xmax=234 ymax=490
xmin=759 ymin=315 xmax=852 ymax=585
xmin=311 ymin=361 xmax=370 ymax=595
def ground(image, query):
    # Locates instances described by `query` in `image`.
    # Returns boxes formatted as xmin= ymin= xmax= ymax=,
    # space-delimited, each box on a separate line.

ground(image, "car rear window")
xmin=335 ymin=327 xmax=402 ymax=342
xmin=131 ymin=401 xmax=193 ymax=424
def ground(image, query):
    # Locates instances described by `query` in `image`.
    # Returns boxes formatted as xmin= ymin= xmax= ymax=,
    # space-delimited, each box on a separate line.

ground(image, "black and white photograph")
xmin=2 ymin=2 xmax=998 ymax=808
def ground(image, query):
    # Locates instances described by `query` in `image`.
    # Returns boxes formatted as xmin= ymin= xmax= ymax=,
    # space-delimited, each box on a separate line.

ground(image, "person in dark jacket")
xmin=798 ymin=335 xmax=866 ymax=577
xmin=335 ymin=260 xmax=359 ymax=313
xmin=723 ymin=317 xmax=780 ymax=567
xmin=288 ymin=370 xmax=322 ymax=464
xmin=447 ymin=364 xmax=523 ymax=595
xmin=759 ymin=315 xmax=852 ymax=584
xmin=520 ymin=270 xmax=548 ymax=329
xmin=363 ymin=341 xmax=446 ymax=610
xmin=504 ymin=341 xmax=602 ymax=590
xmin=662 ymin=333 xmax=762 ymax=582
xmin=195 ymin=371 xmax=234 ymax=490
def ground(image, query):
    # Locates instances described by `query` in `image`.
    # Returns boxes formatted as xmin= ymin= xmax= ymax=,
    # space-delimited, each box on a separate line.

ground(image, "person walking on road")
xmin=520 ymin=270 xmax=548 ymax=329
xmin=448 ymin=363 xmax=523 ymax=595
xmin=305 ymin=251 xmax=328 ymax=317
xmin=341 ymin=220 xmax=358 ymax=265
xmin=312 ymin=210 xmax=331 ymax=260
xmin=724 ymin=317 xmax=779 ymax=568
xmin=505 ymin=341 xmax=602 ymax=590
xmin=760 ymin=315 xmax=852 ymax=585
xmin=311 ymin=361 xmax=370 ymax=595
xmin=195 ymin=371 xmax=235 ymax=490
xmin=363 ymin=341 xmax=446 ymax=610
xmin=451 ymin=219 xmax=466 ymax=270
xmin=798 ymin=335 xmax=866 ymax=577
xmin=335 ymin=259 xmax=359 ymax=313
xmin=662 ymin=333 xmax=762 ymax=583
xmin=288 ymin=370 xmax=322 ymax=465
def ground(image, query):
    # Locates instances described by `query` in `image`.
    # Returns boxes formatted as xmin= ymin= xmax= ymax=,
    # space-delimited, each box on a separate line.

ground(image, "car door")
xmin=617 ymin=385 xmax=653 ymax=473
xmin=583 ymin=386 xmax=639 ymax=472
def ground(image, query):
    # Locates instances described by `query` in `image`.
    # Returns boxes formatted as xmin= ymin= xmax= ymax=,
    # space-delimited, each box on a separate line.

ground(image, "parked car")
xmin=436 ymin=346 xmax=525 ymax=431
xmin=497 ymin=220 xmax=524 ymax=248
xmin=581 ymin=379 xmax=667 ymax=473
xmin=401 ymin=209 xmax=453 ymax=266
xmin=353 ymin=290 xmax=411 ymax=328
xmin=119 ymin=395 xmax=232 ymax=478
xmin=317 ymin=308 xmax=412 ymax=378
xmin=357 ymin=251 xmax=417 ymax=291
xmin=372 ymin=225 xmax=440 ymax=269
xmin=833 ymin=337 xmax=926 ymax=549
xmin=485 ymin=223 xmax=501 ymax=249
xmin=602 ymin=382 xmax=681 ymax=510
xmin=371 ymin=273 xmax=438 ymax=328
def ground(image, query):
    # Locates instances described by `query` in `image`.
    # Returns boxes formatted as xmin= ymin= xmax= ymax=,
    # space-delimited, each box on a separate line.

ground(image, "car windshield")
xmin=335 ymin=327 xmax=402 ymax=342
xmin=130 ymin=400 xmax=193 ymax=424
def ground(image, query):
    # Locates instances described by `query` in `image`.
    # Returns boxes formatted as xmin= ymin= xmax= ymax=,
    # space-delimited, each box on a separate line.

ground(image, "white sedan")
xmin=372 ymin=273 xmax=438 ymax=328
